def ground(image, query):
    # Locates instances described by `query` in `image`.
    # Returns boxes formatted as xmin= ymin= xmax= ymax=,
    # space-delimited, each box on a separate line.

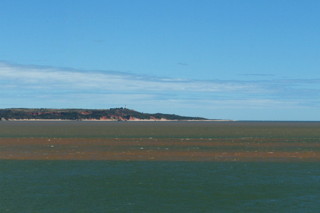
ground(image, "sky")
xmin=0 ymin=0 xmax=320 ymax=120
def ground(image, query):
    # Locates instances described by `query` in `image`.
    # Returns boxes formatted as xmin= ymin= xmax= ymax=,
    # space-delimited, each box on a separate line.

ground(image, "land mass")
xmin=0 ymin=108 xmax=214 ymax=121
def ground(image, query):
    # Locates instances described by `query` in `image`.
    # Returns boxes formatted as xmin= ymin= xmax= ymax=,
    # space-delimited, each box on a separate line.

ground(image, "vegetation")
xmin=0 ymin=108 xmax=207 ymax=121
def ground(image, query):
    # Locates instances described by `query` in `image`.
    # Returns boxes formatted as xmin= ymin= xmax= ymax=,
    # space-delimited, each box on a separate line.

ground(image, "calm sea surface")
xmin=0 ymin=161 xmax=319 ymax=213
xmin=0 ymin=121 xmax=320 ymax=212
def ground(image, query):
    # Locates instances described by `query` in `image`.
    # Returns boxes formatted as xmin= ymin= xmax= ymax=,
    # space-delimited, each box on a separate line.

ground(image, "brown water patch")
xmin=0 ymin=138 xmax=320 ymax=161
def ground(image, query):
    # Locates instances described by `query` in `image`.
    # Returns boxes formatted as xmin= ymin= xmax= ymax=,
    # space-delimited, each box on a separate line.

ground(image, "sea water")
xmin=1 ymin=160 xmax=319 ymax=213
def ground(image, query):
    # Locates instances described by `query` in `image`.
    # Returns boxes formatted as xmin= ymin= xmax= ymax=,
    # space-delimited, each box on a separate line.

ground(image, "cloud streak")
xmin=1 ymin=62 xmax=320 ymax=119
xmin=0 ymin=62 xmax=258 ymax=94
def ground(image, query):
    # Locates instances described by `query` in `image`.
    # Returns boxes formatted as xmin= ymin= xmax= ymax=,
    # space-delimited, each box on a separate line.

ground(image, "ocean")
xmin=0 ymin=121 xmax=320 ymax=212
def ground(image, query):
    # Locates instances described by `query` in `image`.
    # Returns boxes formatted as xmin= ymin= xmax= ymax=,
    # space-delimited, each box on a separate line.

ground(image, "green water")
xmin=1 ymin=122 xmax=320 ymax=212
xmin=1 ymin=160 xmax=319 ymax=213
xmin=1 ymin=121 xmax=320 ymax=139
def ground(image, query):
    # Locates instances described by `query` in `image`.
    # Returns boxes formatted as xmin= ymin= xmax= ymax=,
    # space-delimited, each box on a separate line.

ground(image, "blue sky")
xmin=1 ymin=0 xmax=320 ymax=120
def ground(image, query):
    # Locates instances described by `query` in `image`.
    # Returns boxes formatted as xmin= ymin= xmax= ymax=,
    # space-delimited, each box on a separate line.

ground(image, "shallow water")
xmin=1 ymin=121 xmax=320 ymax=139
xmin=1 ymin=121 xmax=320 ymax=212
xmin=1 ymin=160 xmax=319 ymax=213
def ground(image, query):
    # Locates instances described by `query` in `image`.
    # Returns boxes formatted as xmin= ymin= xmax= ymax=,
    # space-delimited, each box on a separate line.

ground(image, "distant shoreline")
xmin=0 ymin=107 xmax=212 ymax=121
xmin=1 ymin=119 xmax=233 ymax=122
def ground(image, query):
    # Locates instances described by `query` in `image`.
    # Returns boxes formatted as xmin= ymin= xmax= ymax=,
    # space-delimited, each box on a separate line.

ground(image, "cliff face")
xmin=0 ymin=108 xmax=207 ymax=121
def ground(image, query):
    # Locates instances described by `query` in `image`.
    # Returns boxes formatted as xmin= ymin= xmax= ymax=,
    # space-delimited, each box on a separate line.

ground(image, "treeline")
xmin=0 ymin=108 xmax=206 ymax=121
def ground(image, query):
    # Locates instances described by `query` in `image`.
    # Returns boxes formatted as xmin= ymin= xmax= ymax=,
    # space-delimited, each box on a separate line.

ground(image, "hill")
xmin=0 ymin=108 xmax=208 ymax=121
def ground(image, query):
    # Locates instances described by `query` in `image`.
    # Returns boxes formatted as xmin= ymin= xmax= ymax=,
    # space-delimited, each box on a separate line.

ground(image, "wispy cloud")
xmin=0 ymin=62 xmax=257 ymax=94
xmin=0 ymin=62 xmax=319 ymax=119
xmin=240 ymin=73 xmax=275 ymax=77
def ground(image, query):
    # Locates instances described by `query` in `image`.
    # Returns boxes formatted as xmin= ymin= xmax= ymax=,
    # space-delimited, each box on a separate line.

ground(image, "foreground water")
xmin=1 ymin=160 xmax=319 ymax=213
xmin=1 ymin=121 xmax=320 ymax=212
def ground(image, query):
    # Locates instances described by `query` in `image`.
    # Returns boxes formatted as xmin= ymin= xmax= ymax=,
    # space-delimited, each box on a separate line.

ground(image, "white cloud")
xmin=0 ymin=62 xmax=258 ymax=93
xmin=1 ymin=62 xmax=320 ymax=120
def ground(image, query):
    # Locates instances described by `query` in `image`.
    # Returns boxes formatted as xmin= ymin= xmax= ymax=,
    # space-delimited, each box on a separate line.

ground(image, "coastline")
xmin=2 ymin=119 xmax=233 ymax=122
